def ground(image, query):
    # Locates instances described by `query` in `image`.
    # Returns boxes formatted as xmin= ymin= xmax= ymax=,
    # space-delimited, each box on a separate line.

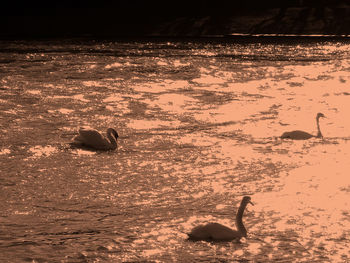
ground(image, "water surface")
xmin=1 ymin=38 xmax=350 ymax=262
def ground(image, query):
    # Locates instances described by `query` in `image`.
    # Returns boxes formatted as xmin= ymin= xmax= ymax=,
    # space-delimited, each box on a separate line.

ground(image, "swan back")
xmin=78 ymin=128 xmax=105 ymax=142
xmin=188 ymin=223 xmax=241 ymax=241
xmin=280 ymin=130 xmax=314 ymax=140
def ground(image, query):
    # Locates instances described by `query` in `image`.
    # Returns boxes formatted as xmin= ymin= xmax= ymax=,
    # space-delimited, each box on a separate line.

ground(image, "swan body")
xmin=187 ymin=196 xmax=253 ymax=242
xmin=71 ymin=127 xmax=119 ymax=150
xmin=280 ymin=112 xmax=325 ymax=140
xmin=280 ymin=130 xmax=314 ymax=140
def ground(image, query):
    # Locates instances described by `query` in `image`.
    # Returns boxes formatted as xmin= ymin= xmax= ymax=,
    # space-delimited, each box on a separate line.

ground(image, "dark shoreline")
xmin=2 ymin=2 xmax=350 ymax=39
xmin=2 ymin=34 xmax=350 ymax=43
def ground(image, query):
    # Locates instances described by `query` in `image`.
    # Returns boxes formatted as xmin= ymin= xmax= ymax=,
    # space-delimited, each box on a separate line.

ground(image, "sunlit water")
xmin=1 ymin=38 xmax=350 ymax=262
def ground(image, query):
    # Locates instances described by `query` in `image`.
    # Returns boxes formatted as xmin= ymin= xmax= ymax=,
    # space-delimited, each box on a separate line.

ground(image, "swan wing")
xmin=189 ymin=223 xmax=240 ymax=241
xmin=205 ymin=223 xmax=241 ymax=241
xmin=78 ymin=128 xmax=104 ymax=141
xmin=281 ymin=130 xmax=314 ymax=140
xmin=188 ymin=225 xmax=212 ymax=241
xmin=76 ymin=128 xmax=109 ymax=149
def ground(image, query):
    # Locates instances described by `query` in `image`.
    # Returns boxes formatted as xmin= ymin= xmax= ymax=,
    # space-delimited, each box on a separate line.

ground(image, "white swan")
xmin=187 ymin=196 xmax=253 ymax=242
xmin=280 ymin=112 xmax=325 ymax=140
xmin=71 ymin=127 xmax=119 ymax=150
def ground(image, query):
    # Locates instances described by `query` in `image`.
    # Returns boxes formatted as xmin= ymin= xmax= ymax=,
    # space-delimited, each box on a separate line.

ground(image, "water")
xmin=1 ymin=38 xmax=350 ymax=262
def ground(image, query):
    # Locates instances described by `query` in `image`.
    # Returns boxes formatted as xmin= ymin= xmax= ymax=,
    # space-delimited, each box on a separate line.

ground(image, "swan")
xmin=187 ymin=196 xmax=253 ymax=242
xmin=71 ymin=127 xmax=119 ymax=150
xmin=280 ymin=112 xmax=325 ymax=140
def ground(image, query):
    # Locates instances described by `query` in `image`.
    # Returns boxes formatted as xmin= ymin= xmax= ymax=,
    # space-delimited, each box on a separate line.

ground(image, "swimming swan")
xmin=187 ymin=196 xmax=253 ymax=242
xmin=71 ymin=127 xmax=119 ymax=150
xmin=280 ymin=112 xmax=325 ymax=140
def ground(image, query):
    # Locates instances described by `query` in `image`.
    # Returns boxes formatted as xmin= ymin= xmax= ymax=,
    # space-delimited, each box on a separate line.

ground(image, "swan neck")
xmin=316 ymin=117 xmax=323 ymax=138
xmin=106 ymin=129 xmax=118 ymax=149
xmin=235 ymin=201 xmax=248 ymax=237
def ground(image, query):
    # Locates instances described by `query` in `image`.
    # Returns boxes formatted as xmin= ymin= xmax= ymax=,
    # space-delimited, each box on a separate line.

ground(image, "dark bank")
xmin=1 ymin=0 xmax=350 ymax=38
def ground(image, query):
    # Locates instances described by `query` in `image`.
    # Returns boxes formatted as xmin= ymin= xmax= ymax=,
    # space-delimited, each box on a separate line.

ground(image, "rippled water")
xmin=1 ymin=38 xmax=350 ymax=262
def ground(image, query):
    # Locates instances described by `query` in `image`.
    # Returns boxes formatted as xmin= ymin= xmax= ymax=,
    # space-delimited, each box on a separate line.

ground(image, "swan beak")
xmin=249 ymin=201 xmax=254 ymax=206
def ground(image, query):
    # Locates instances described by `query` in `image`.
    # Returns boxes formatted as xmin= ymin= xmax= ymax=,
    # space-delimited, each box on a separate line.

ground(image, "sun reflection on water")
xmin=27 ymin=145 xmax=57 ymax=158
xmin=1 ymin=40 xmax=350 ymax=262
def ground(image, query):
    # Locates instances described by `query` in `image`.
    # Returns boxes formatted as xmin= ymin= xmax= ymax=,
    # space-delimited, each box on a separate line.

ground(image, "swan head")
xmin=112 ymin=129 xmax=119 ymax=139
xmin=242 ymin=196 xmax=254 ymax=206
xmin=107 ymin=128 xmax=119 ymax=139
xmin=316 ymin=112 xmax=325 ymax=119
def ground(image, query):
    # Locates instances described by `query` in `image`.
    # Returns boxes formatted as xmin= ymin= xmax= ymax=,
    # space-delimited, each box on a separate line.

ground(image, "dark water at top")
xmin=1 ymin=38 xmax=350 ymax=262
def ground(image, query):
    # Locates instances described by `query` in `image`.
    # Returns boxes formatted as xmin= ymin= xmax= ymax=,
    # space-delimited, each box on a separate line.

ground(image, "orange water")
xmin=0 ymin=39 xmax=349 ymax=262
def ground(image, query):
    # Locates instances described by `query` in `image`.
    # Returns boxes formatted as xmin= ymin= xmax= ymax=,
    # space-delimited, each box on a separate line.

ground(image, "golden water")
xmin=0 ymin=39 xmax=350 ymax=262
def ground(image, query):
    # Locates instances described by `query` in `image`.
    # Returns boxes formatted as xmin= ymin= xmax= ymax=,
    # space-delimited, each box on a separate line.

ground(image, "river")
xmin=0 ymin=38 xmax=350 ymax=262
